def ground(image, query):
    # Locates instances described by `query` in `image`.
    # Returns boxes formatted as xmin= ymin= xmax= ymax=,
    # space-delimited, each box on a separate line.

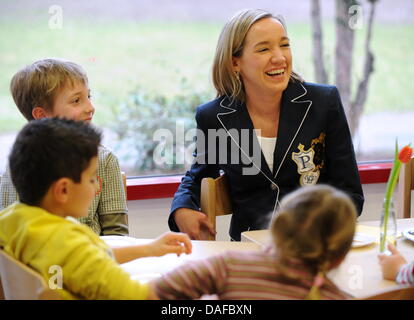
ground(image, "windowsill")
xmin=126 ymin=162 xmax=393 ymax=201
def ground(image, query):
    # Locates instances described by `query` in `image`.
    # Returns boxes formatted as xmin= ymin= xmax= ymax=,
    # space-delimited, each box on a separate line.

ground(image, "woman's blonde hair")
xmin=271 ymin=185 xmax=356 ymax=300
xmin=212 ymin=8 xmax=303 ymax=103
xmin=10 ymin=58 xmax=88 ymax=120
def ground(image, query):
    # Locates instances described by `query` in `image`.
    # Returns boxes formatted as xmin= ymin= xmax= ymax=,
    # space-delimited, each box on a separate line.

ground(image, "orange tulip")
xmin=380 ymin=141 xmax=411 ymax=252
xmin=398 ymin=145 xmax=412 ymax=163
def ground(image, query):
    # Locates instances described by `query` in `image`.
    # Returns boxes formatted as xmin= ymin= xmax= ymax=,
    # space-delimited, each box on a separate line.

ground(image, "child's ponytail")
xmin=306 ymin=270 xmax=325 ymax=300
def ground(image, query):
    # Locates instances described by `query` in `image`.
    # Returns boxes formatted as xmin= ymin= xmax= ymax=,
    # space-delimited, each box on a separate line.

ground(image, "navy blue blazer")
xmin=169 ymin=81 xmax=364 ymax=241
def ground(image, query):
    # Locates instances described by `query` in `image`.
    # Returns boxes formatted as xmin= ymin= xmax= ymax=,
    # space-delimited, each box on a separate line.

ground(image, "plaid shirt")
xmin=0 ymin=145 xmax=128 ymax=236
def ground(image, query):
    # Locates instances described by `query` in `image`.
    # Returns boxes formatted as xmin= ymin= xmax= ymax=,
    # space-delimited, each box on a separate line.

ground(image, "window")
xmin=0 ymin=1 xmax=412 ymax=178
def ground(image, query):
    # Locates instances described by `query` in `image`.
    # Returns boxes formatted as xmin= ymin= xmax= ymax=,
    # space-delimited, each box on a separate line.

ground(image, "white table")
xmin=101 ymin=236 xmax=261 ymax=283
xmin=241 ymin=218 xmax=414 ymax=298
xmin=101 ymin=219 xmax=414 ymax=298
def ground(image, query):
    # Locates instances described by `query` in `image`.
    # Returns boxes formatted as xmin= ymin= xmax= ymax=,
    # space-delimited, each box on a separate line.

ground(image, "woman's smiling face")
xmin=233 ymin=17 xmax=292 ymax=99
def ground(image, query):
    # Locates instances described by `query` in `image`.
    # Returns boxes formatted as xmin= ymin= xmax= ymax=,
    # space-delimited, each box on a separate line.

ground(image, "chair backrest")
xmin=0 ymin=273 xmax=4 ymax=300
xmin=121 ymin=171 xmax=127 ymax=201
xmin=0 ymin=249 xmax=61 ymax=300
xmin=361 ymin=285 xmax=414 ymax=300
xmin=200 ymin=175 xmax=232 ymax=240
xmin=120 ymin=171 xmax=129 ymax=225
xmin=397 ymin=156 xmax=414 ymax=218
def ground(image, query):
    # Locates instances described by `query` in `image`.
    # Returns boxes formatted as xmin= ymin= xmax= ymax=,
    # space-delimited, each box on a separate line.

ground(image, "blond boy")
xmin=0 ymin=58 xmax=127 ymax=235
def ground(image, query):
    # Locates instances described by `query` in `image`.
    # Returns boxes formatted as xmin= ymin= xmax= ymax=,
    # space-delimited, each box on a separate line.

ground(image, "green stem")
xmin=380 ymin=199 xmax=390 ymax=251
xmin=380 ymin=139 xmax=402 ymax=252
xmin=385 ymin=162 xmax=401 ymax=201
xmin=380 ymin=161 xmax=401 ymax=252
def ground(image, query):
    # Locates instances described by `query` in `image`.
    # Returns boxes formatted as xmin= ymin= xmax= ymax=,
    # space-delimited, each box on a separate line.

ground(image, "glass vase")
xmin=379 ymin=197 xmax=397 ymax=254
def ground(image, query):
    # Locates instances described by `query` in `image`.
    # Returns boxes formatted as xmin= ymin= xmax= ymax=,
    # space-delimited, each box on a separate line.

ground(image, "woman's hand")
xmin=149 ymin=232 xmax=192 ymax=257
xmin=378 ymin=243 xmax=408 ymax=281
xmin=173 ymin=208 xmax=216 ymax=240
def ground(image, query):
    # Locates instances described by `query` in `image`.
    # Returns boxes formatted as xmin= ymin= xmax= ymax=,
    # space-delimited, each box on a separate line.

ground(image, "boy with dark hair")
xmin=0 ymin=118 xmax=191 ymax=299
xmin=1 ymin=58 xmax=128 ymax=236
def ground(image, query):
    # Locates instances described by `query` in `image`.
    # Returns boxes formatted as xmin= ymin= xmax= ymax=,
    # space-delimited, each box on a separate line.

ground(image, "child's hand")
xmin=377 ymin=243 xmax=407 ymax=281
xmin=149 ymin=232 xmax=192 ymax=257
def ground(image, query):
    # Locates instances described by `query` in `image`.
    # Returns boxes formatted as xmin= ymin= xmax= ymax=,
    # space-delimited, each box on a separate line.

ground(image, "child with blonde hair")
xmin=1 ymin=58 xmax=128 ymax=236
xmin=151 ymin=184 xmax=356 ymax=300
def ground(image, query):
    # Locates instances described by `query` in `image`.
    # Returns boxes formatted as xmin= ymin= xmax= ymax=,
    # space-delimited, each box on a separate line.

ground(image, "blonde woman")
xmin=154 ymin=185 xmax=356 ymax=300
xmin=169 ymin=8 xmax=363 ymax=241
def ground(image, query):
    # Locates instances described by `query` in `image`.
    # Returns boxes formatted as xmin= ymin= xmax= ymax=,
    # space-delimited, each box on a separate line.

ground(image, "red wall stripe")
xmin=126 ymin=162 xmax=392 ymax=201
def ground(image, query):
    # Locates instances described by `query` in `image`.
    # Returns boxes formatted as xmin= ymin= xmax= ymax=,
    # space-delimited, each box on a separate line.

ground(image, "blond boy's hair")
xmin=212 ymin=8 xmax=304 ymax=103
xmin=10 ymin=58 xmax=88 ymax=120
xmin=271 ymin=185 xmax=357 ymax=300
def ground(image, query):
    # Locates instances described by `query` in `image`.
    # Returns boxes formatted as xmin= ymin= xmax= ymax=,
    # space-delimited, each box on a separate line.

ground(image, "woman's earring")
xmin=234 ymin=71 xmax=242 ymax=98
xmin=235 ymin=71 xmax=240 ymax=81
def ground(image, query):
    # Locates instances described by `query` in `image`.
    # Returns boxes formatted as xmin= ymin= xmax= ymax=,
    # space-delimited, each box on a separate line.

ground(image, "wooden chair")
xmin=200 ymin=175 xmax=232 ymax=240
xmin=397 ymin=156 xmax=414 ymax=218
xmin=121 ymin=171 xmax=129 ymax=225
xmin=0 ymin=272 xmax=4 ymax=300
xmin=361 ymin=285 xmax=414 ymax=300
xmin=0 ymin=249 xmax=61 ymax=300
xmin=121 ymin=171 xmax=127 ymax=201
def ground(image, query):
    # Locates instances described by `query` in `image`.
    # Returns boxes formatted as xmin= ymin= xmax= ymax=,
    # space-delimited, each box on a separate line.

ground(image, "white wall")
xmin=127 ymin=183 xmax=413 ymax=239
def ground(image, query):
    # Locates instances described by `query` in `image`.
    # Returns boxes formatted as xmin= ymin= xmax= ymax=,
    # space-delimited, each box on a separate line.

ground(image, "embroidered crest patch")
xmin=311 ymin=133 xmax=326 ymax=171
xmin=300 ymin=170 xmax=320 ymax=186
xmin=292 ymin=144 xmax=315 ymax=174
xmin=292 ymin=143 xmax=319 ymax=186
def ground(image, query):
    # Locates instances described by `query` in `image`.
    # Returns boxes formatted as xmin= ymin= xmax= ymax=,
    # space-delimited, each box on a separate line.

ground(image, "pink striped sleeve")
xmin=153 ymin=254 xmax=228 ymax=299
xmin=396 ymin=261 xmax=414 ymax=285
